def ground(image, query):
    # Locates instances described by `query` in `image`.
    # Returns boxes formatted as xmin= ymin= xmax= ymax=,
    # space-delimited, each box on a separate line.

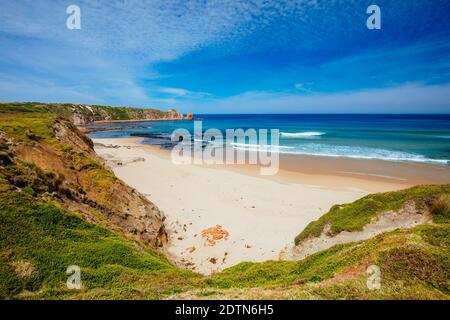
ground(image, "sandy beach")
xmin=92 ymin=137 xmax=449 ymax=274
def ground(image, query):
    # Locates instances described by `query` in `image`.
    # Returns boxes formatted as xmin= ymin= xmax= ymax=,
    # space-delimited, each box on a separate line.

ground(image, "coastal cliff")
xmin=0 ymin=103 xmax=167 ymax=247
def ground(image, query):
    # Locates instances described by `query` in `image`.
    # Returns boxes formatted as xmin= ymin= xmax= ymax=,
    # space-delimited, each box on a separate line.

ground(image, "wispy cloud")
xmin=7 ymin=1 xmax=439 ymax=63
xmin=0 ymin=0 xmax=317 ymax=62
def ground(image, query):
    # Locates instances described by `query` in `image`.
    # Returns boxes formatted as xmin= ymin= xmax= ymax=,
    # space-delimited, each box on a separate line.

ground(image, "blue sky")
xmin=1 ymin=0 xmax=450 ymax=113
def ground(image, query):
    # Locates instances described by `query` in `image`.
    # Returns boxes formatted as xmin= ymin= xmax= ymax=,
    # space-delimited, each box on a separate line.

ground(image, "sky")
xmin=1 ymin=0 xmax=450 ymax=114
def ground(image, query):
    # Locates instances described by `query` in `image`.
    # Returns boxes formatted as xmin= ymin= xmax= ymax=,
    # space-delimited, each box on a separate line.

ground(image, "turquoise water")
xmin=89 ymin=114 xmax=450 ymax=165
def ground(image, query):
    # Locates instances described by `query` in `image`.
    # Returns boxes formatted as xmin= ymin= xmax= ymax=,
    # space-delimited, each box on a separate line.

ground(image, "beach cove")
xmin=91 ymin=136 xmax=449 ymax=274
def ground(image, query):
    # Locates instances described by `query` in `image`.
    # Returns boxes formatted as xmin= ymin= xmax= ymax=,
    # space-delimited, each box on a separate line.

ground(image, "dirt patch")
xmin=12 ymin=260 xmax=35 ymax=277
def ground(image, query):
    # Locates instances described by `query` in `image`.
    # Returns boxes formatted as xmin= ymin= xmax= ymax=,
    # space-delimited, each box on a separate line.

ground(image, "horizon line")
xmin=1 ymin=102 xmax=449 ymax=116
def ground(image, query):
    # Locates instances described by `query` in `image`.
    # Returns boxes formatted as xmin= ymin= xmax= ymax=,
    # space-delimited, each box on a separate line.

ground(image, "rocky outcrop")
xmin=165 ymin=109 xmax=183 ymax=121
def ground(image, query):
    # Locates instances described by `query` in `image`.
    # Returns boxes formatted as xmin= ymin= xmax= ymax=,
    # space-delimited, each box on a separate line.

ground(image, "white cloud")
xmin=158 ymin=87 xmax=190 ymax=96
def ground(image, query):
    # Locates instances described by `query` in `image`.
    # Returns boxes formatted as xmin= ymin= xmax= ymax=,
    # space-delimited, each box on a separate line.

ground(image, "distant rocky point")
xmin=0 ymin=102 xmax=192 ymax=125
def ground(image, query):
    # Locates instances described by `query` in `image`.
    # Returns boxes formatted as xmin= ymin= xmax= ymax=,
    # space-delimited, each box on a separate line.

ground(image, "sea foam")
xmin=232 ymin=142 xmax=448 ymax=164
xmin=280 ymin=132 xmax=325 ymax=138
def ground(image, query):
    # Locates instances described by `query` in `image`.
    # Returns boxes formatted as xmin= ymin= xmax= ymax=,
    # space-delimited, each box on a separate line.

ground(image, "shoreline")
xmin=92 ymin=137 xmax=449 ymax=274
xmin=112 ymin=137 xmax=450 ymax=187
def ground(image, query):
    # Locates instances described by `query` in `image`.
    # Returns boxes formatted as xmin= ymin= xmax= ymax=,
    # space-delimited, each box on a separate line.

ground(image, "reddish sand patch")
xmin=201 ymin=225 xmax=229 ymax=246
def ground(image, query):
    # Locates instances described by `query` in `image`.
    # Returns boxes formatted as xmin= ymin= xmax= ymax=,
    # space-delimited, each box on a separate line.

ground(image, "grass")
xmin=295 ymin=184 xmax=450 ymax=245
xmin=0 ymin=110 xmax=57 ymax=144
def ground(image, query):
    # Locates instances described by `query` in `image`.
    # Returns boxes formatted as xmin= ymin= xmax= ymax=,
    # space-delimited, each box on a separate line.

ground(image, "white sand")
xmin=93 ymin=137 xmax=408 ymax=275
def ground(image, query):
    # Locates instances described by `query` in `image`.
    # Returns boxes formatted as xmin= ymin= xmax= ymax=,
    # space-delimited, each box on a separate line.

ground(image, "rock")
xmin=0 ymin=151 xmax=12 ymax=165
xmin=188 ymin=246 xmax=196 ymax=253
xmin=184 ymin=112 xmax=194 ymax=120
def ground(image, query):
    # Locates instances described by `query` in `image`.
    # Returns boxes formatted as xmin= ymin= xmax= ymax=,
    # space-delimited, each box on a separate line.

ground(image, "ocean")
xmin=88 ymin=114 xmax=450 ymax=165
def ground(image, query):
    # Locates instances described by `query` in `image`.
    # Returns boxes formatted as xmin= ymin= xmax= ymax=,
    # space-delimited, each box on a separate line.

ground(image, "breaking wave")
xmin=280 ymin=132 xmax=325 ymax=138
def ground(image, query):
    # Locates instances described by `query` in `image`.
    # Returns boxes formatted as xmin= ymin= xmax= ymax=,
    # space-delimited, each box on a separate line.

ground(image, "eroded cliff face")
xmin=0 ymin=114 xmax=167 ymax=248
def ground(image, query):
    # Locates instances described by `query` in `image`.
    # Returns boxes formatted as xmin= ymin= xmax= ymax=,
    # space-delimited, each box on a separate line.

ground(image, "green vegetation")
xmin=0 ymin=103 xmax=449 ymax=300
xmin=295 ymin=184 xmax=450 ymax=245
xmin=0 ymin=107 xmax=57 ymax=144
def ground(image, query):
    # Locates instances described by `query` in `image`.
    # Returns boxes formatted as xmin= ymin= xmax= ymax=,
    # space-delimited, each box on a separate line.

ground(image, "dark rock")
xmin=0 ymin=151 xmax=12 ymax=165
